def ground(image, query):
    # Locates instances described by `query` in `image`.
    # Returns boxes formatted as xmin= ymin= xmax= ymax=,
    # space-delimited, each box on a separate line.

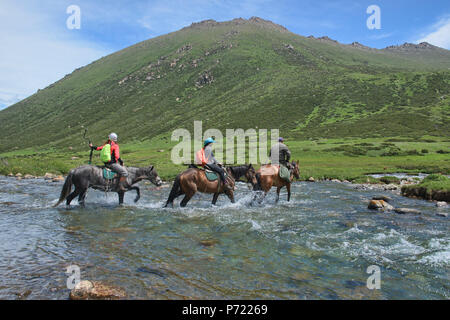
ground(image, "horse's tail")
xmin=53 ymin=171 xmax=73 ymax=207
xmin=164 ymin=174 xmax=182 ymax=208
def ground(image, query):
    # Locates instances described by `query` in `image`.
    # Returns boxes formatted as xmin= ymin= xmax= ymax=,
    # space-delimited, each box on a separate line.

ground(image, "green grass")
xmin=401 ymin=174 xmax=450 ymax=200
xmin=408 ymin=174 xmax=450 ymax=191
xmin=1 ymin=136 xmax=449 ymax=182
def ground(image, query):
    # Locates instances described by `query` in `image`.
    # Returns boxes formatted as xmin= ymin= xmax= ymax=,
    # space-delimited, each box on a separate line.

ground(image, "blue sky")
xmin=1 ymin=0 xmax=449 ymax=109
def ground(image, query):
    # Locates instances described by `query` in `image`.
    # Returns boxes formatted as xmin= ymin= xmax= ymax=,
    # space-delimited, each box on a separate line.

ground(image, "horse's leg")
xmin=118 ymin=191 xmax=125 ymax=205
xmin=276 ymin=186 xmax=282 ymax=203
xmin=212 ymin=193 xmax=219 ymax=205
xmin=78 ymin=188 xmax=88 ymax=207
xmin=180 ymin=193 xmax=194 ymax=207
xmin=286 ymin=183 xmax=291 ymax=202
xmin=66 ymin=188 xmax=81 ymax=206
xmin=129 ymin=186 xmax=140 ymax=203
xmin=180 ymin=180 xmax=197 ymax=207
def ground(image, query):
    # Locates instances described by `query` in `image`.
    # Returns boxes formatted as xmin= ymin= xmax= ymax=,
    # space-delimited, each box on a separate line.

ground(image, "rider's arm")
xmin=113 ymin=144 xmax=120 ymax=161
xmin=285 ymin=149 xmax=291 ymax=161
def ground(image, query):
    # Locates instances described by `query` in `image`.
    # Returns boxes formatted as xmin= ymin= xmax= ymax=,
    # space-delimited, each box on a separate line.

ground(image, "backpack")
xmin=195 ymin=148 xmax=208 ymax=166
xmin=100 ymin=144 xmax=111 ymax=163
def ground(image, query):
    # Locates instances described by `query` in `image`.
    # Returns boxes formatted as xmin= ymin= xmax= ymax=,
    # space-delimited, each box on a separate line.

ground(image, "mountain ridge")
xmin=0 ymin=17 xmax=449 ymax=153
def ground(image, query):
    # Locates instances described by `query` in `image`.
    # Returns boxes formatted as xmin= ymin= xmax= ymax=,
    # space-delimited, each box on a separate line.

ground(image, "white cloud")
xmin=0 ymin=1 xmax=111 ymax=110
xmin=416 ymin=16 xmax=450 ymax=49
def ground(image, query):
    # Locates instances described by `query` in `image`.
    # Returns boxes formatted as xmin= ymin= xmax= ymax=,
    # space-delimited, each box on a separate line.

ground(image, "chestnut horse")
xmin=164 ymin=164 xmax=257 ymax=207
xmin=253 ymin=161 xmax=300 ymax=202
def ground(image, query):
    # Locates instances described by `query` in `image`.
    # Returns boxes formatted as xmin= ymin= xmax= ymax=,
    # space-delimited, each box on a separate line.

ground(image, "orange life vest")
xmin=195 ymin=148 xmax=208 ymax=167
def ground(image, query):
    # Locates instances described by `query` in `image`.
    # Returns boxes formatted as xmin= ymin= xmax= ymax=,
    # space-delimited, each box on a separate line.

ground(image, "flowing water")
xmin=0 ymin=176 xmax=448 ymax=300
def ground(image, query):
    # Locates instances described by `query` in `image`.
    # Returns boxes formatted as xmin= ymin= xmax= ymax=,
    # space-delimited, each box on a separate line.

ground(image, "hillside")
xmin=1 ymin=17 xmax=449 ymax=153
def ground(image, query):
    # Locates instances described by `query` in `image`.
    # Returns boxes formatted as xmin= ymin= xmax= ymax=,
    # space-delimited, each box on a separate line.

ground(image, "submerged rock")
xmin=436 ymin=212 xmax=448 ymax=217
xmin=199 ymin=239 xmax=219 ymax=247
xmin=394 ymin=208 xmax=421 ymax=215
xmin=368 ymin=199 xmax=394 ymax=211
xmin=69 ymin=280 xmax=126 ymax=300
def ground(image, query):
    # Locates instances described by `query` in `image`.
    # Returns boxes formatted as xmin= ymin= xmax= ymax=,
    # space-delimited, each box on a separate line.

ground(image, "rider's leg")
xmin=207 ymin=163 xmax=228 ymax=184
xmin=109 ymin=163 xmax=129 ymax=191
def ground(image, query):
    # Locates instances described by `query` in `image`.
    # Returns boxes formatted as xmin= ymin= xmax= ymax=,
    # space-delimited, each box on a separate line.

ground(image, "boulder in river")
xmin=52 ymin=175 xmax=64 ymax=182
xmin=436 ymin=201 xmax=447 ymax=207
xmin=307 ymin=177 xmax=315 ymax=182
xmin=24 ymin=174 xmax=34 ymax=179
xmin=394 ymin=208 xmax=421 ymax=215
xmin=368 ymin=199 xmax=394 ymax=211
xmin=331 ymin=179 xmax=341 ymax=183
xmin=15 ymin=173 xmax=22 ymax=178
xmin=44 ymin=172 xmax=56 ymax=180
xmin=436 ymin=212 xmax=448 ymax=217
xmin=69 ymin=280 xmax=126 ymax=300
xmin=372 ymin=195 xmax=392 ymax=203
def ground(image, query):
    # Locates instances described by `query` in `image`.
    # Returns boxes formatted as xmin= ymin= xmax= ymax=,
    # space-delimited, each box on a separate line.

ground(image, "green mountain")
xmin=1 ymin=17 xmax=449 ymax=153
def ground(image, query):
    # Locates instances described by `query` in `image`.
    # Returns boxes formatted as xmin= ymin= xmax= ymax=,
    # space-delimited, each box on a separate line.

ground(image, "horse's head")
xmin=144 ymin=165 xmax=163 ymax=186
xmin=291 ymin=160 xmax=300 ymax=179
xmin=245 ymin=164 xmax=258 ymax=187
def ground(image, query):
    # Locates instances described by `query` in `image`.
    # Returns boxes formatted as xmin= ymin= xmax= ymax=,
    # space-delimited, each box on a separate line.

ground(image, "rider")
xmin=196 ymin=138 xmax=232 ymax=191
xmin=269 ymin=137 xmax=291 ymax=169
xmin=89 ymin=133 xmax=130 ymax=192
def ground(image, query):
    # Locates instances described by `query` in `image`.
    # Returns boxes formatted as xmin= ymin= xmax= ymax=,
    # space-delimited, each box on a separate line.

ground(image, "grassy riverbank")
xmin=1 ymin=136 xmax=449 ymax=184
xmin=401 ymin=174 xmax=450 ymax=201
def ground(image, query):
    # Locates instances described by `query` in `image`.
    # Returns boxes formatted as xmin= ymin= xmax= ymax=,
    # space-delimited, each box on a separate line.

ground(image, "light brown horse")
xmin=253 ymin=161 xmax=300 ymax=203
xmin=164 ymin=164 xmax=257 ymax=207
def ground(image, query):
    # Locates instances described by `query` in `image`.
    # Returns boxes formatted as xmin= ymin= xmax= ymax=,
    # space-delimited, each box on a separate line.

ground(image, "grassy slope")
xmin=0 ymin=18 xmax=449 ymax=185
xmin=0 ymin=18 xmax=449 ymax=152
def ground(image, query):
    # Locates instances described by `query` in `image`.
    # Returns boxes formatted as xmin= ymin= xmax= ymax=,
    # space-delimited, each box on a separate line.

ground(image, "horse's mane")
xmin=227 ymin=165 xmax=250 ymax=180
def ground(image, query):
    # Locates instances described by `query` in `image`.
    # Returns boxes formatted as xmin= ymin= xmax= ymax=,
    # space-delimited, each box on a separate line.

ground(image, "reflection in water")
xmin=0 ymin=177 xmax=448 ymax=299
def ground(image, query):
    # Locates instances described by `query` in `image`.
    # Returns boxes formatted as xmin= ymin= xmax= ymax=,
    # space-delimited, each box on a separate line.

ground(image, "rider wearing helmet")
xmin=196 ymin=138 xmax=231 ymax=190
xmin=89 ymin=133 xmax=130 ymax=192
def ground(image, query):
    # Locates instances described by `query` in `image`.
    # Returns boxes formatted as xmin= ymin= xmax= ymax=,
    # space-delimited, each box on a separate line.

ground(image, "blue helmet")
xmin=204 ymin=137 xmax=215 ymax=147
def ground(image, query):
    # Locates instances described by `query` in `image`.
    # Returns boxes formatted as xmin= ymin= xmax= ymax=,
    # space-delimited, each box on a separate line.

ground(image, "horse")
xmin=53 ymin=165 xmax=162 ymax=207
xmin=253 ymin=161 xmax=300 ymax=203
xmin=164 ymin=164 xmax=257 ymax=208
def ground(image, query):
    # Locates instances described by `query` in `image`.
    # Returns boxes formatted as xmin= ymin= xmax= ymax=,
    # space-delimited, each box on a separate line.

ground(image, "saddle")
xmin=205 ymin=169 xmax=219 ymax=181
xmin=101 ymin=167 xmax=118 ymax=180
xmin=200 ymin=167 xmax=228 ymax=182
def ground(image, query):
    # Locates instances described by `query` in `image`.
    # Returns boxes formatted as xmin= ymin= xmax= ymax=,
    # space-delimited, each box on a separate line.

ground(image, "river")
xmin=0 ymin=176 xmax=448 ymax=299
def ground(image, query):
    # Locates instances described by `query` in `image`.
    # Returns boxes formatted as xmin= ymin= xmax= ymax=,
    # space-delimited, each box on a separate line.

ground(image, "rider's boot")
xmin=117 ymin=176 xmax=130 ymax=192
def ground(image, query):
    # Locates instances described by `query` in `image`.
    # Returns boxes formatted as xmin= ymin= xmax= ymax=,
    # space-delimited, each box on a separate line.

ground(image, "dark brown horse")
xmin=164 ymin=164 xmax=257 ymax=207
xmin=253 ymin=161 xmax=300 ymax=202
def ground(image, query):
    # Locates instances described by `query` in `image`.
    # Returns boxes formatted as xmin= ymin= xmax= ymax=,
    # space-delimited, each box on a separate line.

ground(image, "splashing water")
xmin=0 ymin=177 xmax=448 ymax=299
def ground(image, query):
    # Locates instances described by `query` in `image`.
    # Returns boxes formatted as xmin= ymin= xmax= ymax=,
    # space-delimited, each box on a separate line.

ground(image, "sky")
xmin=1 ymin=0 xmax=449 ymax=110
